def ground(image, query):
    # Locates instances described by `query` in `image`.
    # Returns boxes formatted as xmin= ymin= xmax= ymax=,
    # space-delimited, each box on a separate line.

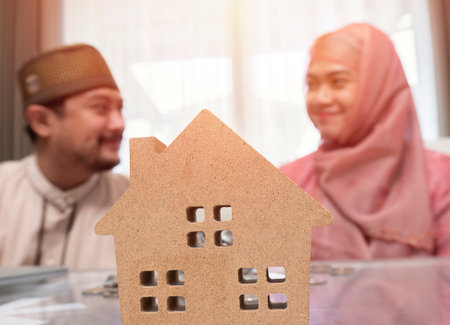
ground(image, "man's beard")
xmin=91 ymin=156 xmax=120 ymax=172
xmin=74 ymin=147 xmax=121 ymax=173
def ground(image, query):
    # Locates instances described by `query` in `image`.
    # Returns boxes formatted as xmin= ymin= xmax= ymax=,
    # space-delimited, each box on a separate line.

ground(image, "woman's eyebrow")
xmin=306 ymin=73 xmax=318 ymax=79
xmin=306 ymin=69 xmax=353 ymax=78
xmin=327 ymin=70 xmax=353 ymax=77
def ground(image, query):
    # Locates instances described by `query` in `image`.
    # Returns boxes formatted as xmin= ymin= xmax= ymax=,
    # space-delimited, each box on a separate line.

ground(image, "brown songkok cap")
xmin=18 ymin=44 xmax=118 ymax=107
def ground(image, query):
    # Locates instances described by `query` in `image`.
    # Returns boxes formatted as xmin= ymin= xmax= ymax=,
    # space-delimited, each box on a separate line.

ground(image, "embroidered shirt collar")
xmin=25 ymin=155 xmax=100 ymax=211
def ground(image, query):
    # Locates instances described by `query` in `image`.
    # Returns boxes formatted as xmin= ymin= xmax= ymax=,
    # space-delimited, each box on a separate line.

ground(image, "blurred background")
xmin=1 ymin=0 xmax=449 ymax=174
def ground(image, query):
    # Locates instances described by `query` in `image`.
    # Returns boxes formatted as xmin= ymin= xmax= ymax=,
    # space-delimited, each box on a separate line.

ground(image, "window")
xmin=187 ymin=207 xmax=205 ymax=223
xmin=238 ymin=266 xmax=287 ymax=310
xmin=63 ymin=0 xmax=438 ymax=175
xmin=167 ymin=270 xmax=185 ymax=286
xmin=240 ymin=294 xmax=259 ymax=310
xmin=214 ymin=205 xmax=232 ymax=221
xmin=140 ymin=270 xmax=158 ymax=286
xmin=268 ymin=293 xmax=287 ymax=309
xmin=187 ymin=231 xmax=206 ymax=248
xmin=215 ymin=230 xmax=233 ymax=247
xmin=139 ymin=269 xmax=186 ymax=313
xmin=238 ymin=268 xmax=258 ymax=284
xmin=267 ymin=266 xmax=286 ymax=283
xmin=167 ymin=296 xmax=186 ymax=312
xmin=140 ymin=296 xmax=158 ymax=312
xmin=187 ymin=205 xmax=233 ymax=247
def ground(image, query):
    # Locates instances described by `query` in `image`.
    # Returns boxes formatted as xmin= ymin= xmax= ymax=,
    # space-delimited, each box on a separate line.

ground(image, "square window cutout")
xmin=215 ymin=230 xmax=233 ymax=247
xmin=141 ymin=296 xmax=158 ymax=312
xmin=140 ymin=270 xmax=157 ymax=286
xmin=267 ymin=266 xmax=286 ymax=283
xmin=167 ymin=296 xmax=186 ymax=312
xmin=167 ymin=270 xmax=185 ymax=286
xmin=240 ymin=294 xmax=258 ymax=310
xmin=238 ymin=268 xmax=257 ymax=284
xmin=186 ymin=207 xmax=205 ymax=223
xmin=268 ymin=293 xmax=287 ymax=309
xmin=214 ymin=206 xmax=232 ymax=221
xmin=187 ymin=231 xmax=205 ymax=248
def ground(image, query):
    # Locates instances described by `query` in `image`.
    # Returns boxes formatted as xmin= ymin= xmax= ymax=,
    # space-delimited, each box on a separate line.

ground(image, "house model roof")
xmin=96 ymin=109 xmax=332 ymax=324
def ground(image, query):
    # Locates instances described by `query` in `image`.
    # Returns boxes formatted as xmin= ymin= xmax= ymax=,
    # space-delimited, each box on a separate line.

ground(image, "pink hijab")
xmin=307 ymin=24 xmax=434 ymax=257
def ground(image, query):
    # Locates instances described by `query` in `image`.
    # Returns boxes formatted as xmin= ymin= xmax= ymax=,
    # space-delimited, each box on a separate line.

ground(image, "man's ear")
xmin=25 ymin=104 xmax=56 ymax=138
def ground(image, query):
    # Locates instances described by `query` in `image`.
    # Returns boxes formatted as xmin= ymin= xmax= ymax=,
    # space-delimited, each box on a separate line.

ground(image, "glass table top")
xmin=0 ymin=257 xmax=449 ymax=324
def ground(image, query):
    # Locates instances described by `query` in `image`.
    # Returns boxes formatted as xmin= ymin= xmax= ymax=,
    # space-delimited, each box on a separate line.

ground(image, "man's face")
xmin=50 ymin=87 xmax=124 ymax=172
xmin=305 ymin=60 xmax=358 ymax=142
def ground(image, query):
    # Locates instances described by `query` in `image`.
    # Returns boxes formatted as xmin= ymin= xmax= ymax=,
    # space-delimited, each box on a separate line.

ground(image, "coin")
xmin=82 ymin=286 xmax=107 ymax=296
xmin=103 ymin=288 xmax=119 ymax=298
xmin=330 ymin=266 xmax=355 ymax=276
xmin=310 ymin=276 xmax=327 ymax=285
xmin=310 ymin=264 xmax=331 ymax=274
xmin=104 ymin=275 xmax=118 ymax=288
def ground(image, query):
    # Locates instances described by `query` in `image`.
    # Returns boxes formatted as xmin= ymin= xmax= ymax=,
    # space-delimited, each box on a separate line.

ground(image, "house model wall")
xmin=96 ymin=110 xmax=332 ymax=324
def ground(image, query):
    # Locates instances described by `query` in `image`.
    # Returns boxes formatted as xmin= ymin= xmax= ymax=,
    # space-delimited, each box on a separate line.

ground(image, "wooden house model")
xmin=96 ymin=110 xmax=332 ymax=324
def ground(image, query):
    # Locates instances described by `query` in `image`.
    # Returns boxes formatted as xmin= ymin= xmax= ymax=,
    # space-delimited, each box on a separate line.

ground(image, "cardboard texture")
xmin=96 ymin=109 xmax=332 ymax=324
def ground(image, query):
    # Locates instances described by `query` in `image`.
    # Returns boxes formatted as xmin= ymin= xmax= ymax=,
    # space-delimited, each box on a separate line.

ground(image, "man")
xmin=0 ymin=44 xmax=129 ymax=269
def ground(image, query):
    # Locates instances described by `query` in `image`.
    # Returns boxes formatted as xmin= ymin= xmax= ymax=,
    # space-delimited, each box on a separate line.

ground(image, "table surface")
xmin=0 ymin=257 xmax=449 ymax=324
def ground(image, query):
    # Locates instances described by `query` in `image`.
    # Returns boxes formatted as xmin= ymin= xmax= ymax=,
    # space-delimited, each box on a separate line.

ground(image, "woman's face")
xmin=305 ymin=60 xmax=358 ymax=142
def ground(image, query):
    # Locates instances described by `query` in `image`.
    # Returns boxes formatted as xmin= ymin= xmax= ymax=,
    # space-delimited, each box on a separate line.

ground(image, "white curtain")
xmin=62 ymin=0 xmax=437 ymax=174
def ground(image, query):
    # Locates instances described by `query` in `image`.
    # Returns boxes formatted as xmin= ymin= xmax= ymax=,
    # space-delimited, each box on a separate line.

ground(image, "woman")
xmin=280 ymin=23 xmax=450 ymax=260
